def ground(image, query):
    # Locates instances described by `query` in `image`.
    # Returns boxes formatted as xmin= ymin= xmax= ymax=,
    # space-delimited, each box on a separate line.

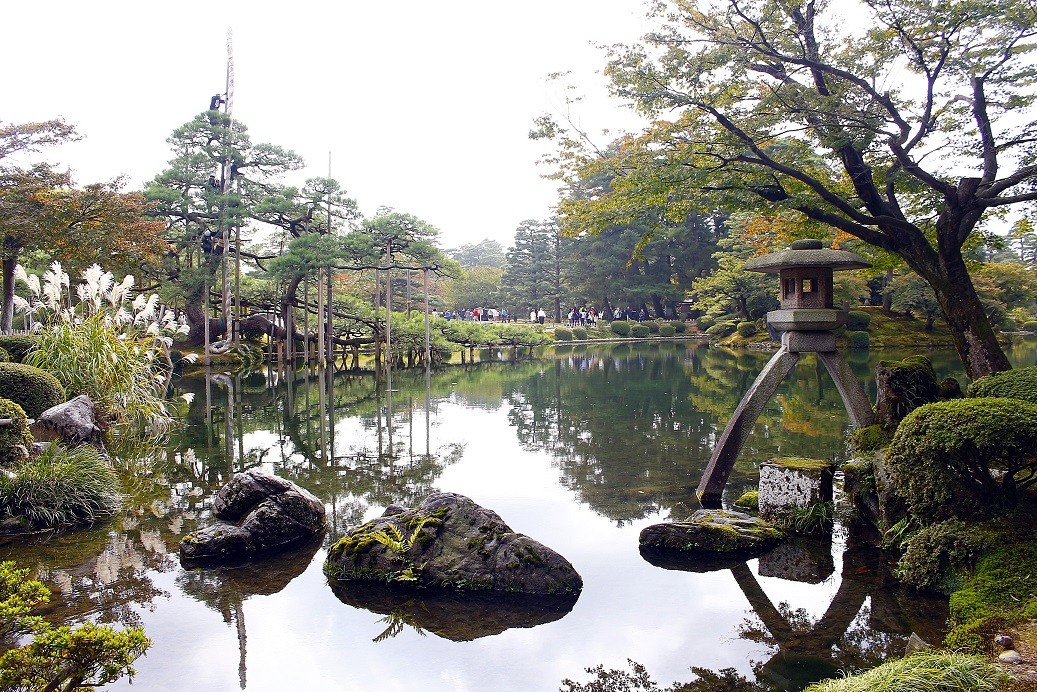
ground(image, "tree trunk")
xmin=881 ymin=268 xmax=894 ymax=315
xmin=931 ymin=250 xmax=1011 ymax=380
xmin=1 ymin=254 xmax=16 ymax=332
xmin=650 ymin=293 xmax=665 ymax=319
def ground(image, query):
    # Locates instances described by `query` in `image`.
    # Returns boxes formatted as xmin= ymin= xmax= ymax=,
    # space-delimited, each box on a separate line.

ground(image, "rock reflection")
xmin=641 ymin=539 xmax=948 ymax=690
xmin=329 ymin=581 xmax=580 ymax=641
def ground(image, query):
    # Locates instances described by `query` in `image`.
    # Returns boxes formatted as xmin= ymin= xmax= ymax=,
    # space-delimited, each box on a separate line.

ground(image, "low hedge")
xmin=735 ymin=321 xmax=757 ymax=337
xmin=610 ymin=320 xmax=632 ymax=336
xmin=0 ymin=363 xmax=65 ymax=418
xmin=704 ymin=322 xmax=737 ymax=338
xmin=630 ymin=324 xmax=650 ymax=338
xmin=572 ymin=327 xmax=588 ymax=340
xmin=0 ymin=398 xmax=32 ymax=469
xmin=554 ymin=327 xmax=573 ymax=341
xmin=668 ymin=320 xmax=687 ymax=334
xmin=1022 ymin=319 xmax=1037 ymax=333
xmin=846 ymin=330 xmax=870 ymax=349
xmin=657 ymin=324 xmax=675 ymax=337
xmin=0 ymin=335 xmax=36 ymax=363
xmin=845 ymin=310 xmax=872 ymax=331
xmin=967 ymin=365 xmax=1037 ymax=405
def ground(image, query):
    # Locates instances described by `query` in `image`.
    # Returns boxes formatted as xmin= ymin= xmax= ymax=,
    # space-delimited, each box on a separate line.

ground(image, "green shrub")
xmin=1023 ymin=319 xmax=1037 ymax=333
xmin=0 ymin=347 xmax=9 ymax=363
xmin=610 ymin=320 xmax=632 ymax=336
xmin=847 ymin=424 xmax=889 ymax=453
xmin=554 ymin=327 xmax=573 ymax=341
xmin=696 ymin=316 xmax=716 ymax=331
xmin=668 ymin=320 xmax=687 ymax=334
xmin=0 ymin=561 xmax=150 ymax=690
xmin=845 ymin=330 xmax=870 ymax=349
xmin=735 ymin=321 xmax=757 ymax=337
xmin=658 ymin=324 xmax=676 ymax=337
xmin=630 ymin=324 xmax=650 ymax=338
xmin=0 ymin=443 xmax=121 ymax=528
xmin=572 ymin=327 xmax=588 ymax=340
xmin=704 ymin=322 xmax=737 ymax=338
xmin=895 ymin=519 xmax=991 ymax=592
xmin=845 ymin=310 xmax=872 ymax=331
xmin=802 ymin=652 xmax=1007 ymax=692
xmin=647 ymin=321 xmax=660 ymax=334
xmin=0 ymin=398 xmax=32 ymax=469
xmin=967 ymin=365 xmax=1037 ymax=405
xmin=885 ymin=398 xmax=1037 ymax=521
xmin=0 ymin=363 xmax=65 ymax=418
xmin=0 ymin=335 xmax=37 ymax=363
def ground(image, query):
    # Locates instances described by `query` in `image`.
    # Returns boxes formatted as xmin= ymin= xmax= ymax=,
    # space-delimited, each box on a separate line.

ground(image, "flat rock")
xmin=639 ymin=509 xmax=784 ymax=556
xmin=324 ymin=492 xmax=582 ymax=596
xmin=180 ymin=470 xmax=326 ymax=562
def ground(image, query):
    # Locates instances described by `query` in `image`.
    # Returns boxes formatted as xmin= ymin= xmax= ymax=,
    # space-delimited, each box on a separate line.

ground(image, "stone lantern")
xmin=696 ymin=239 xmax=876 ymax=506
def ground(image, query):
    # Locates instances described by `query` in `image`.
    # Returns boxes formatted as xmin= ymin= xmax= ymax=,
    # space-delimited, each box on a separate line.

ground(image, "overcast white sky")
xmin=3 ymin=0 xmax=652 ymax=249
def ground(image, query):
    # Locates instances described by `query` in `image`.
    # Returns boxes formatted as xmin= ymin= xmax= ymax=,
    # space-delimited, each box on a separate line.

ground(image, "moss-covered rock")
xmin=325 ymin=492 xmax=583 ymax=596
xmin=0 ymin=347 xmax=9 ymax=363
xmin=0 ymin=398 xmax=32 ymax=469
xmin=885 ymin=398 xmax=1037 ymax=521
xmin=733 ymin=490 xmax=759 ymax=512
xmin=967 ymin=365 xmax=1037 ymax=405
xmin=0 ymin=363 xmax=65 ymax=418
xmin=638 ymin=509 xmax=783 ymax=555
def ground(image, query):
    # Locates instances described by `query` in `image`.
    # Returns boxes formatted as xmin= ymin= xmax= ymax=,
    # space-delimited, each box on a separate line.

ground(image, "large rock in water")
xmin=325 ymin=492 xmax=583 ymax=596
xmin=30 ymin=395 xmax=103 ymax=446
xmin=639 ymin=509 xmax=783 ymax=557
xmin=180 ymin=470 xmax=326 ymax=562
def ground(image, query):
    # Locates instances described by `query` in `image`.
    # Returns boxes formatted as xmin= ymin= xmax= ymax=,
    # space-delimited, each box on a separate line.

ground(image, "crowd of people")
xmin=437 ymin=305 xmax=666 ymax=325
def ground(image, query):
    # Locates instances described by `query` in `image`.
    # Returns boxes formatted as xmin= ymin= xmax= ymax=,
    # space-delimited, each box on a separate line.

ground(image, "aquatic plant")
xmin=802 ymin=652 xmax=1007 ymax=692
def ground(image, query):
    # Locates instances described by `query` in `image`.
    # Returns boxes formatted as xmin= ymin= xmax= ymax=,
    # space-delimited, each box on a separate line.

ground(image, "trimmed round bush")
xmin=554 ymin=327 xmax=573 ymax=341
xmin=0 ymin=443 xmax=121 ymax=528
xmin=572 ymin=327 xmax=588 ymax=340
xmin=0 ymin=363 xmax=65 ymax=418
xmin=658 ymin=324 xmax=676 ymax=337
xmin=1022 ymin=319 xmax=1037 ymax=333
xmin=0 ymin=398 xmax=32 ymax=469
xmin=668 ymin=320 xmax=687 ymax=334
xmin=967 ymin=365 xmax=1037 ymax=405
xmin=696 ymin=316 xmax=716 ymax=331
xmin=0 ymin=335 xmax=36 ymax=363
xmin=735 ymin=321 xmax=757 ymax=337
xmin=630 ymin=324 xmax=650 ymax=338
xmin=846 ymin=330 xmax=870 ymax=349
xmin=885 ymin=398 xmax=1037 ymax=521
xmin=647 ymin=321 xmax=660 ymax=334
xmin=610 ymin=320 xmax=632 ymax=336
xmin=845 ymin=310 xmax=872 ymax=331
xmin=705 ymin=322 xmax=737 ymax=338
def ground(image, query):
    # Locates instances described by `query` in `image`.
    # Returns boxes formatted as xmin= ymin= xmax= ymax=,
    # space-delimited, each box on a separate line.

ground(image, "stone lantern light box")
xmin=696 ymin=239 xmax=875 ymax=506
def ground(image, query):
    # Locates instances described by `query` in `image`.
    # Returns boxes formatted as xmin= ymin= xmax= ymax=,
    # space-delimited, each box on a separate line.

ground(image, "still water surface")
xmin=4 ymin=341 xmax=1035 ymax=691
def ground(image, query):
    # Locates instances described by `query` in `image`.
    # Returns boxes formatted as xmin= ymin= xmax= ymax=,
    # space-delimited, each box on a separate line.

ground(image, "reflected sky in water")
xmin=5 ymin=341 xmax=1029 ymax=691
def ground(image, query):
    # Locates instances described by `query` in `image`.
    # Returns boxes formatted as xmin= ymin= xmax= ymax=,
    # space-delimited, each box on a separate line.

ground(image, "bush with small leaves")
xmin=610 ymin=320 xmax=632 ymax=336
xmin=0 ymin=363 xmax=65 ymax=418
xmin=1023 ymin=319 xmax=1037 ymax=333
xmin=572 ymin=327 xmax=588 ymax=340
xmin=0 ymin=335 xmax=37 ymax=363
xmin=846 ymin=330 xmax=870 ymax=349
xmin=967 ymin=365 xmax=1037 ymax=405
xmin=895 ymin=519 xmax=991 ymax=592
xmin=705 ymin=322 xmax=737 ymax=338
xmin=0 ymin=347 xmax=8 ymax=363
xmin=845 ymin=310 xmax=872 ymax=331
xmin=885 ymin=398 xmax=1037 ymax=521
xmin=696 ymin=316 xmax=716 ymax=331
xmin=658 ymin=324 xmax=675 ymax=337
xmin=554 ymin=327 xmax=573 ymax=341
xmin=735 ymin=321 xmax=757 ymax=337
xmin=668 ymin=320 xmax=687 ymax=334
xmin=647 ymin=321 xmax=660 ymax=333
xmin=0 ymin=398 xmax=32 ymax=469
xmin=630 ymin=324 xmax=650 ymax=338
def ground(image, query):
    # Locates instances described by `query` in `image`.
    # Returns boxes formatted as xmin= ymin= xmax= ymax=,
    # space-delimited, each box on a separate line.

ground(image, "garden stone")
xmin=758 ymin=457 xmax=834 ymax=521
xmin=31 ymin=395 xmax=103 ymax=446
xmin=638 ymin=509 xmax=783 ymax=557
xmin=179 ymin=470 xmax=326 ymax=562
xmin=999 ymin=649 xmax=1023 ymax=664
xmin=325 ymin=492 xmax=582 ymax=596
xmin=757 ymin=536 xmax=834 ymax=583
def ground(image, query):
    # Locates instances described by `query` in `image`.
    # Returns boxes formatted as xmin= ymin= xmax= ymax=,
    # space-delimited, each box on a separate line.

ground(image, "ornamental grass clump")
xmin=803 ymin=652 xmax=1007 ymax=692
xmin=16 ymin=262 xmax=190 ymax=442
xmin=0 ymin=443 xmax=121 ymax=528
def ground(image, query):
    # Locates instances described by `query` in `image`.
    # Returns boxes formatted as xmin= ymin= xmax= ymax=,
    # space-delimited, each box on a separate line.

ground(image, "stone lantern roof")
xmin=743 ymin=238 xmax=871 ymax=274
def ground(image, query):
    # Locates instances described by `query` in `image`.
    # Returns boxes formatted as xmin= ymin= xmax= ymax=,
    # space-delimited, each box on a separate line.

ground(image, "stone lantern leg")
xmin=696 ymin=239 xmax=876 ymax=507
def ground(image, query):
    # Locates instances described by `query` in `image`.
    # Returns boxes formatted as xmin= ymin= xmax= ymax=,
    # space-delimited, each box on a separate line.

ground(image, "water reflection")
xmin=0 ymin=342 xmax=1013 ymax=691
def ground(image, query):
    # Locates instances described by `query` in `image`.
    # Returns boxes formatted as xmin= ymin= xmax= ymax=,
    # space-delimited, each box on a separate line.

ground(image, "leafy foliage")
xmin=0 ymin=362 xmax=65 ymax=419
xmin=896 ymin=519 xmax=992 ymax=592
xmin=885 ymin=398 xmax=1037 ymax=520
xmin=0 ymin=398 xmax=32 ymax=469
xmin=0 ymin=561 xmax=149 ymax=691
xmin=967 ymin=365 xmax=1037 ymax=405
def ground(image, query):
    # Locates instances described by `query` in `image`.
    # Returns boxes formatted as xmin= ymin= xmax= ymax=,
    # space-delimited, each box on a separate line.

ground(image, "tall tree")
xmin=542 ymin=0 xmax=1037 ymax=379
xmin=500 ymin=219 xmax=562 ymax=317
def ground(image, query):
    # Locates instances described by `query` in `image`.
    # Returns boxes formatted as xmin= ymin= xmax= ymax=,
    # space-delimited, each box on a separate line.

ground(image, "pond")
xmin=3 ymin=340 xmax=1035 ymax=691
